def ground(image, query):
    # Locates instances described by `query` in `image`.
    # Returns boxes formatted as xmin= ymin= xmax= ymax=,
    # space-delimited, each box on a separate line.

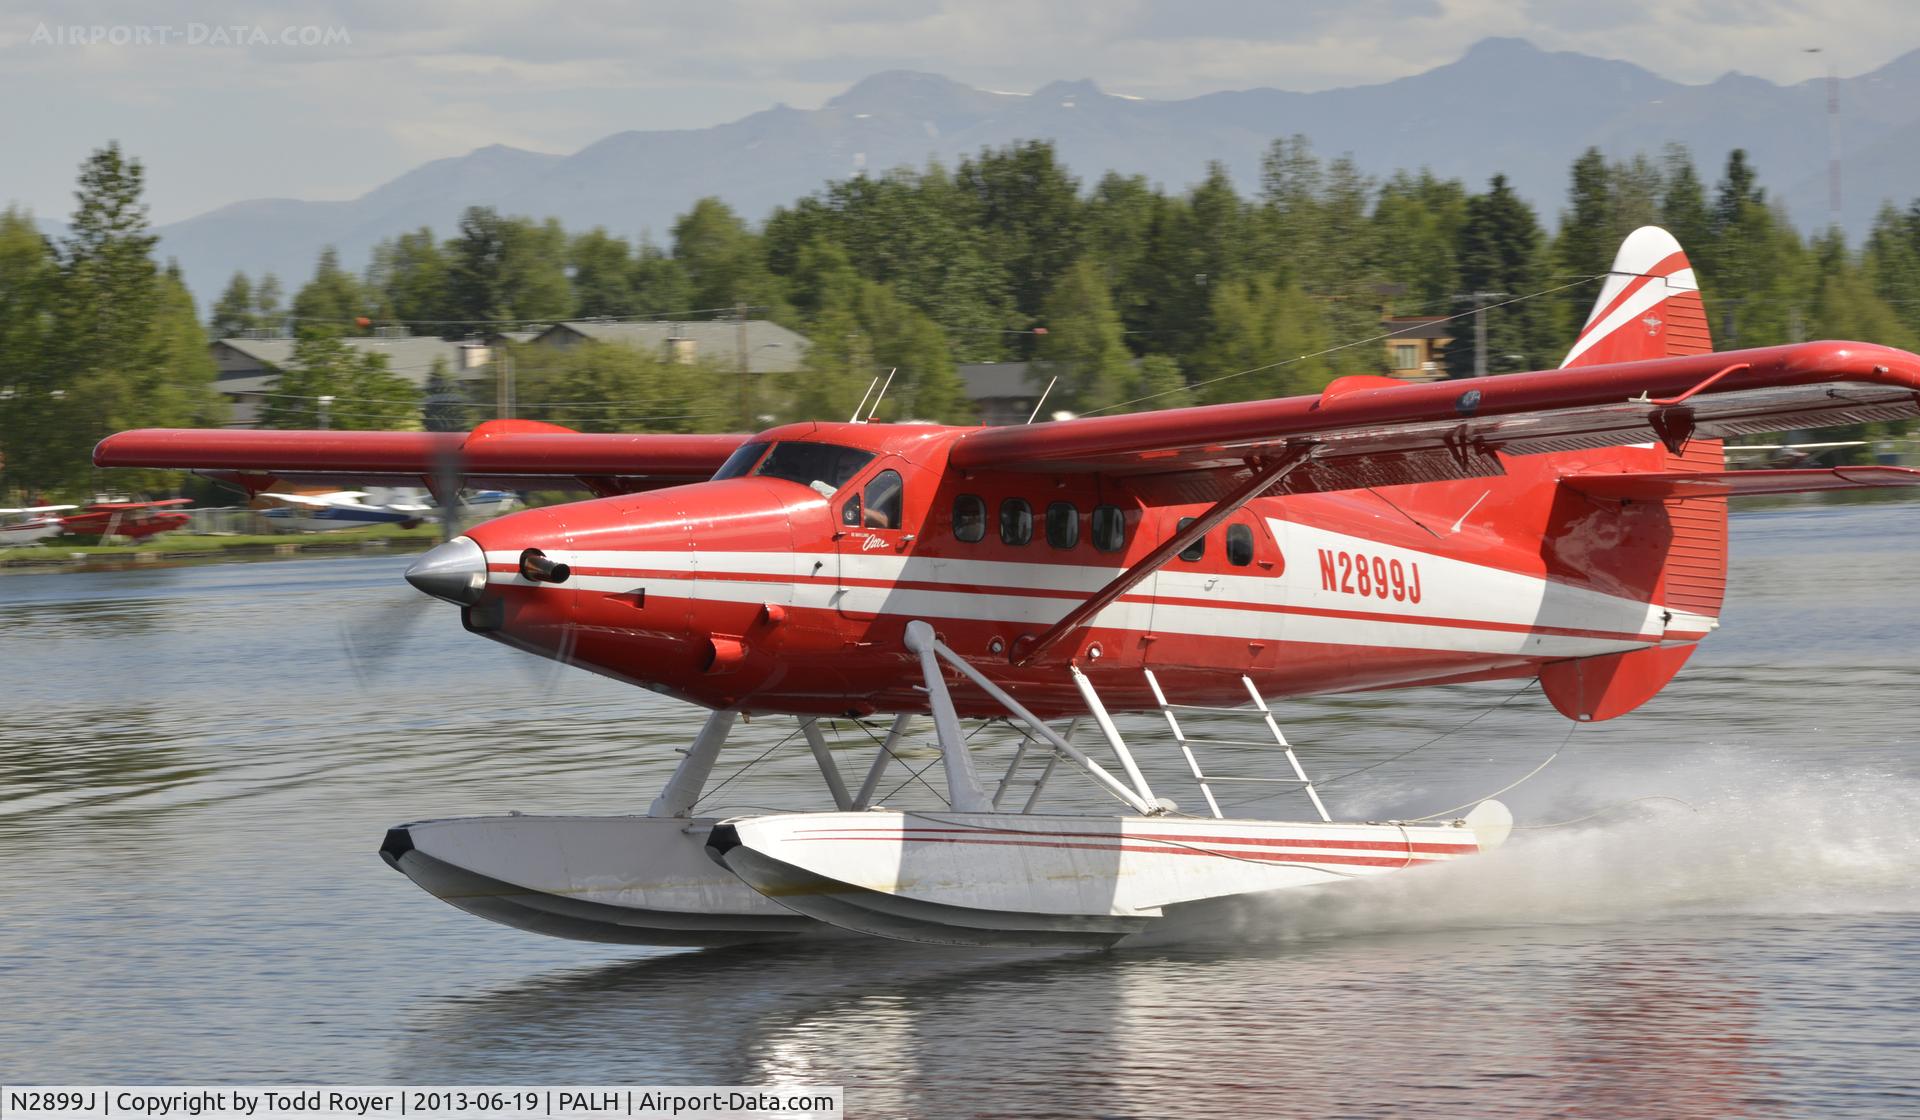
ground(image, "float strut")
xmin=648 ymin=709 xmax=737 ymax=817
xmin=800 ymin=718 xmax=855 ymax=811
xmin=904 ymin=621 xmax=994 ymax=812
xmin=1072 ymin=665 xmax=1157 ymax=807
xmin=909 ymin=621 xmax=1154 ymax=815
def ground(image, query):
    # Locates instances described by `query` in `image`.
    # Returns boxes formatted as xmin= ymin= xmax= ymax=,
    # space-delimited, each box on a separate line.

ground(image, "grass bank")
xmin=2 ymin=523 xmax=442 ymax=569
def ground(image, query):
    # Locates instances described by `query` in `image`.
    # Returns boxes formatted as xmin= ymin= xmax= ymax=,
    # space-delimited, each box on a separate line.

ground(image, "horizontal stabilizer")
xmin=1563 ymin=465 xmax=1920 ymax=500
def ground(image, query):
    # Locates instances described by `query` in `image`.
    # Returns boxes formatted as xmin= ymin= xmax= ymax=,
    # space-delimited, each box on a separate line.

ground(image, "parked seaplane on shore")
xmin=56 ymin=498 xmax=192 ymax=541
xmin=0 ymin=505 xmax=78 ymax=546
xmin=254 ymin=486 xmax=519 ymax=533
xmin=95 ymin=229 xmax=1920 ymax=949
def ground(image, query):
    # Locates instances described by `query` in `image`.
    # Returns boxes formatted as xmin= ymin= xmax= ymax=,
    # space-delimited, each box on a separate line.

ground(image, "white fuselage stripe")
xmin=483 ymin=524 xmax=1716 ymax=659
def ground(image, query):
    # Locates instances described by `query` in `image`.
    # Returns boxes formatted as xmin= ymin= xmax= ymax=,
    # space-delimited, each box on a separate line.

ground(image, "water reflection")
xmin=1546 ymin=948 xmax=1774 ymax=1118
xmin=397 ymin=927 xmax=1796 ymax=1118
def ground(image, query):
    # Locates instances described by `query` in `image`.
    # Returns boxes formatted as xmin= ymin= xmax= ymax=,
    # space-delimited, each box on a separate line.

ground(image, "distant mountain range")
xmin=135 ymin=37 xmax=1920 ymax=306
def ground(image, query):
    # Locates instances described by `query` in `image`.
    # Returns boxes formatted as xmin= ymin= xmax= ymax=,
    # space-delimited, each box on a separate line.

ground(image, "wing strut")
xmin=1011 ymin=444 xmax=1319 ymax=667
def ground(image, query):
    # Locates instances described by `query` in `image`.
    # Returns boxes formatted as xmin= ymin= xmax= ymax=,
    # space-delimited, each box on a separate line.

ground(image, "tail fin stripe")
xmin=1575 ymin=250 xmax=1693 ymax=340
xmin=1562 ymin=267 xmax=1698 ymax=367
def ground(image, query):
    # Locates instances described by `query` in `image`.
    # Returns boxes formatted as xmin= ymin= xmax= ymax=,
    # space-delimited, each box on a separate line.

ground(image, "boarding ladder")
xmin=1145 ymin=670 xmax=1330 ymax=821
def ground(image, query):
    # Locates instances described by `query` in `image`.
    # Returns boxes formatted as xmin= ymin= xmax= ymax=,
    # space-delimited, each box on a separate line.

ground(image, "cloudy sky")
xmin=2 ymin=0 xmax=1911 ymax=225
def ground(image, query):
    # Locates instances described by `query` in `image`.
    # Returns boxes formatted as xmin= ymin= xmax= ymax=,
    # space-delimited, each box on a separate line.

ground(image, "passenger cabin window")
xmin=863 ymin=470 xmax=903 ymax=530
xmin=1176 ymin=517 xmax=1205 ymax=562
xmin=999 ymin=498 xmax=1033 ymax=546
xmin=953 ymin=494 xmax=986 ymax=542
xmin=1045 ymin=502 xmax=1079 ymax=549
xmin=1226 ymin=523 xmax=1254 ymax=567
xmin=749 ymin=442 xmax=876 ymax=497
xmin=1091 ymin=505 xmax=1125 ymax=553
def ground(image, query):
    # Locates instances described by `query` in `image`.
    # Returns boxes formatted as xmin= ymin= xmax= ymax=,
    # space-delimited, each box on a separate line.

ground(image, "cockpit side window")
xmin=863 ymin=470 xmax=904 ymax=530
xmin=751 ymin=442 xmax=877 ymax=496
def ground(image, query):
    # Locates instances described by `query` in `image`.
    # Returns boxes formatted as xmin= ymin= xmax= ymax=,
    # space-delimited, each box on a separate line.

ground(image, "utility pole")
xmin=1453 ymin=290 xmax=1510 ymax=377
xmin=496 ymin=347 xmax=514 ymax=419
xmin=736 ymin=302 xmax=751 ymax=430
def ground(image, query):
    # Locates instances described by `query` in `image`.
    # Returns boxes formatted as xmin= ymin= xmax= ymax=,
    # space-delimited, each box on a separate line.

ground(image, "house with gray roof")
xmin=527 ymin=320 xmax=809 ymax=374
xmin=956 ymin=362 xmax=1057 ymax=426
xmin=212 ymin=333 xmax=496 ymax=427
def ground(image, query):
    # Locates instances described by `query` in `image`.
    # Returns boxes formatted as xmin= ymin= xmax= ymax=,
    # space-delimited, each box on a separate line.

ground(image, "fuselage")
xmin=444 ymin=420 xmax=1723 ymax=719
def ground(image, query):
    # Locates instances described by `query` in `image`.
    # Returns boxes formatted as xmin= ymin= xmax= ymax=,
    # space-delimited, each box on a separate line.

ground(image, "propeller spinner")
xmin=404 ymin=536 xmax=488 ymax=605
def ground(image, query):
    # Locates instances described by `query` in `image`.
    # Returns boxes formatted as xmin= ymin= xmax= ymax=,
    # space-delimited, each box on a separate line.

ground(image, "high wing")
xmin=981 ymin=338 xmax=1920 ymax=666
xmin=948 ymin=341 xmax=1920 ymax=501
xmin=94 ymin=420 xmax=749 ymax=496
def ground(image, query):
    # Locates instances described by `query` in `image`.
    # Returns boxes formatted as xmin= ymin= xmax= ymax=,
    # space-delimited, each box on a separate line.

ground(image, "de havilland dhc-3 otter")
xmin=94 ymin=229 xmax=1920 ymax=948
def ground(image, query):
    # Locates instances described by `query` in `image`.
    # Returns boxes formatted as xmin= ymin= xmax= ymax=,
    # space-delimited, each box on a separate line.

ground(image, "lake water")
xmin=2 ymin=501 xmax=1917 ymax=1117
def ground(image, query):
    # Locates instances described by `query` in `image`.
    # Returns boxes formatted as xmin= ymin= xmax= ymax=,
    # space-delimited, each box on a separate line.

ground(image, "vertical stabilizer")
xmin=1541 ymin=227 xmax=1725 ymax=722
xmin=1560 ymin=226 xmax=1712 ymax=368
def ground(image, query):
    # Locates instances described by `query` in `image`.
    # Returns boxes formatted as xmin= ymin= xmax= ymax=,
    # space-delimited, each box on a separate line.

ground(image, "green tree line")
xmin=0 ymin=144 xmax=220 ymax=500
xmin=8 ymin=138 xmax=1920 ymax=500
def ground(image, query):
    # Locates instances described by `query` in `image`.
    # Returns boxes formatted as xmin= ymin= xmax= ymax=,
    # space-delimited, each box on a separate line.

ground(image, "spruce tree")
xmin=1558 ymin=148 xmax=1613 ymax=279
xmin=209 ymin=272 xmax=256 ymax=338
xmin=1037 ymin=258 xmax=1131 ymax=413
xmin=1659 ymin=145 xmax=1712 ymax=255
xmin=0 ymin=208 xmax=60 ymax=498
xmin=42 ymin=144 xmax=211 ymax=495
xmin=1442 ymin=175 xmax=1556 ymax=377
xmin=292 ymin=247 xmax=371 ymax=333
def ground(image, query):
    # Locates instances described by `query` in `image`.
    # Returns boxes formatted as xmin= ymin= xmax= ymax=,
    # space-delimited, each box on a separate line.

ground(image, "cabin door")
xmin=833 ymin=458 xmax=915 ymax=620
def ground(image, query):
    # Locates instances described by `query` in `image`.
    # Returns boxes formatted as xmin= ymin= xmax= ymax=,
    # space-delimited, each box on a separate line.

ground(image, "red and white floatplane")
xmin=95 ymin=228 xmax=1920 ymax=949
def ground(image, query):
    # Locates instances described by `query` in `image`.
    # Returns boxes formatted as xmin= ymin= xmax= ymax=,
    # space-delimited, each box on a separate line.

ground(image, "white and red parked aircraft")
xmin=95 ymin=229 xmax=1920 ymax=948
xmin=0 ymin=505 xmax=78 ymax=546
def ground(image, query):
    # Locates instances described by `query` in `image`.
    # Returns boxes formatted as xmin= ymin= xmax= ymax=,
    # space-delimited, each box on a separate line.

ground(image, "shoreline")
xmin=1 ymin=526 xmax=441 ymax=573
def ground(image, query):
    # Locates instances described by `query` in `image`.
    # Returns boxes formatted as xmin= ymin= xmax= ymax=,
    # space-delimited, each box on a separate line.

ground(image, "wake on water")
xmin=1143 ymin=749 xmax=1920 ymax=947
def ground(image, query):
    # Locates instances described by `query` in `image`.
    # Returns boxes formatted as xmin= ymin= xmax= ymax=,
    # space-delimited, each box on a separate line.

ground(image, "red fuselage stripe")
xmin=781 ymin=833 xmax=1444 ymax=868
xmin=790 ymin=824 xmax=1477 ymax=854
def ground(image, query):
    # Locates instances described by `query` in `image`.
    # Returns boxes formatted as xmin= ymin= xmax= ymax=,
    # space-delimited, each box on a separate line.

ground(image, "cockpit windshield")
xmin=711 ymin=441 xmax=876 ymax=498
xmin=711 ymin=441 xmax=769 ymax=480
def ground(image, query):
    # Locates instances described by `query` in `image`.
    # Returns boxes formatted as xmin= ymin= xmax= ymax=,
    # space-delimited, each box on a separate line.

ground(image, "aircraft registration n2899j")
xmin=95 ymin=228 xmax=1920 ymax=948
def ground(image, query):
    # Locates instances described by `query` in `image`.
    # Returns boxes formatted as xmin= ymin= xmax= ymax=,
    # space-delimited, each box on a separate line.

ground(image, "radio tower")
xmin=1806 ymin=47 xmax=1841 ymax=226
